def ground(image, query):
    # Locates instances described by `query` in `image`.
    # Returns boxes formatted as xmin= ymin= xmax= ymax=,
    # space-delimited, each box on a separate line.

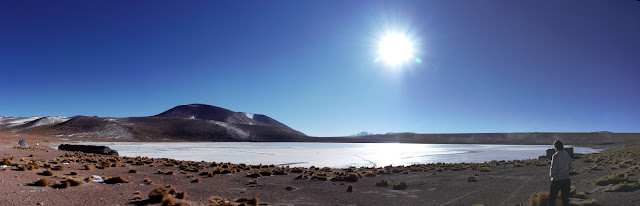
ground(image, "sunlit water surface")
xmin=74 ymin=142 xmax=599 ymax=168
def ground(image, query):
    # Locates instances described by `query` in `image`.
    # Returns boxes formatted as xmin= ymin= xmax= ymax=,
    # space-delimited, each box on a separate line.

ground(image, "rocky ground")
xmin=0 ymin=132 xmax=639 ymax=206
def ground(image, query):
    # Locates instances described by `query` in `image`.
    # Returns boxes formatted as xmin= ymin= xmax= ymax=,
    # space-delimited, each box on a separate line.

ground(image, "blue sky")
xmin=1 ymin=1 xmax=639 ymax=136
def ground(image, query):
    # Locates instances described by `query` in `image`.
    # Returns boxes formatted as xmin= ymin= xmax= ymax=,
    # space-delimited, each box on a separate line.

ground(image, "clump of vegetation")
xmin=128 ymin=168 xmax=138 ymax=173
xmin=104 ymin=176 xmax=129 ymax=184
xmin=66 ymin=178 xmax=83 ymax=186
xmin=149 ymin=186 xmax=169 ymax=203
xmin=85 ymin=176 xmax=93 ymax=182
xmin=595 ymin=172 xmax=628 ymax=186
xmin=346 ymin=173 xmax=359 ymax=182
xmin=191 ymin=177 xmax=201 ymax=183
xmin=235 ymin=196 xmax=259 ymax=206
xmin=311 ymin=172 xmax=328 ymax=181
xmin=291 ymin=167 xmax=305 ymax=173
xmin=259 ymin=169 xmax=272 ymax=176
xmin=161 ymin=196 xmax=175 ymax=206
xmin=247 ymin=179 xmax=258 ymax=185
xmin=84 ymin=164 xmax=93 ymax=170
xmin=33 ymin=178 xmax=50 ymax=186
xmin=246 ymin=171 xmax=262 ymax=178
xmin=467 ymin=176 xmax=478 ymax=182
xmin=285 ymin=185 xmax=296 ymax=191
xmin=392 ymin=181 xmax=408 ymax=190
xmin=42 ymin=169 xmax=54 ymax=176
xmin=294 ymin=174 xmax=308 ymax=180
xmin=52 ymin=181 xmax=71 ymax=189
xmin=51 ymin=165 xmax=65 ymax=171
xmin=376 ymin=179 xmax=389 ymax=187
xmin=176 ymin=191 xmax=187 ymax=199
xmin=144 ymin=177 xmax=153 ymax=184
xmin=69 ymin=171 xmax=78 ymax=175
xmin=364 ymin=172 xmax=377 ymax=177
xmin=346 ymin=184 xmax=354 ymax=192
xmin=209 ymin=196 xmax=234 ymax=206
xmin=605 ymin=182 xmax=640 ymax=192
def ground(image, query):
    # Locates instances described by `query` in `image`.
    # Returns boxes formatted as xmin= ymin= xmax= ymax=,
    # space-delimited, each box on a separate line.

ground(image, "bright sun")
xmin=377 ymin=32 xmax=415 ymax=66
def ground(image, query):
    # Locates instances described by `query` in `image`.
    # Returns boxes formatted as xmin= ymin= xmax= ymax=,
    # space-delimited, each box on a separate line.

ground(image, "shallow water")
xmin=74 ymin=142 xmax=599 ymax=168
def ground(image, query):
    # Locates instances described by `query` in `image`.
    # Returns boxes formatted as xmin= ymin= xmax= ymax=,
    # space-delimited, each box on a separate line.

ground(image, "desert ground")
xmin=1 ymin=131 xmax=639 ymax=206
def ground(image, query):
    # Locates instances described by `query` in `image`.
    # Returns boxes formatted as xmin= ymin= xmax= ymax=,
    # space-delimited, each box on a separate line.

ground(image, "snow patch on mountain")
xmin=353 ymin=131 xmax=376 ymax=136
xmin=0 ymin=116 xmax=42 ymax=128
xmin=26 ymin=116 xmax=69 ymax=128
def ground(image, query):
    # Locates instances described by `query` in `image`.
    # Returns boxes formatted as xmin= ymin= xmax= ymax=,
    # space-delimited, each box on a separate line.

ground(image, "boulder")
xmin=58 ymin=144 xmax=119 ymax=156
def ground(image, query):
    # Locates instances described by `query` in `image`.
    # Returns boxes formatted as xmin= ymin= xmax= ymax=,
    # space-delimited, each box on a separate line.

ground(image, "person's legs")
xmin=560 ymin=179 xmax=571 ymax=206
xmin=549 ymin=181 xmax=560 ymax=206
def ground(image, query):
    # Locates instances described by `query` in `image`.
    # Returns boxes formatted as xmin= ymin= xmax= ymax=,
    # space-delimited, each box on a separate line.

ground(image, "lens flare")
xmin=377 ymin=33 xmax=415 ymax=66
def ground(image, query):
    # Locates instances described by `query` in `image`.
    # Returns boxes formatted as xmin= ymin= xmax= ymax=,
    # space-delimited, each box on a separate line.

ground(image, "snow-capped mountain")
xmin=353 ymin=131 xmax=376 ymax=136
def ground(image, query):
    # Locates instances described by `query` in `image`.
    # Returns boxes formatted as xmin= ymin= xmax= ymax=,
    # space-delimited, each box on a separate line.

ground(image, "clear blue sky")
xmin=1 ymin=1 xmax=639 ymax=136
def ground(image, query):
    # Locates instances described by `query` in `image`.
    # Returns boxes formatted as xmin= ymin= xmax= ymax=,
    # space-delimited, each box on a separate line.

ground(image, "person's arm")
xmin=568 ymin=152 xmax=572 ymax=171
xmin=549 ymin=154 xmax=557 ymax=177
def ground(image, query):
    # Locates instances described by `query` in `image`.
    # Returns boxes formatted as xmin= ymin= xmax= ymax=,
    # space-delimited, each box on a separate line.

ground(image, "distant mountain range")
xmin=2 ymin=104 xmax=639 ymax=146
xmin=0 ymin=104 xmax=307 ymax=142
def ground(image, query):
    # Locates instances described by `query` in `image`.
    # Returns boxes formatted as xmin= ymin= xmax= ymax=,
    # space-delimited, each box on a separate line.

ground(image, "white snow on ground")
xmin=26 ymin=116 xmax=69 ymax=128
xmin=242 ymin=112 xmax=255 ymax=119
xmin=0 ymin=116 xmax=41 ymax=128
xmin=210 ymin=120 xmax=250 ymax=139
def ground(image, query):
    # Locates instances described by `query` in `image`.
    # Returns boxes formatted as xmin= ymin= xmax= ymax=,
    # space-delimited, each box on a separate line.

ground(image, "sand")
xmin=1 ymin=132 xmax=639 ymax=206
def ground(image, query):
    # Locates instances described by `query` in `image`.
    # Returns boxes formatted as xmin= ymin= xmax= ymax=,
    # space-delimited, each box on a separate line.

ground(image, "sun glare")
xmin=377 ymin=32 xmax=415 ymax=67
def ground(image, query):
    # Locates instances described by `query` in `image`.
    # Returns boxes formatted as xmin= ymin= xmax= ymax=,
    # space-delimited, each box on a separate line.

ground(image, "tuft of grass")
xmin=235 ymin=196 xmax=259 ymax=206
xmin=66 ymin=178 xmax=83 ymax=186
xmin=259 ymin=169 xmax=272 ymax=176
xmin=247 ymin=179 xmax=258 ymax=185
xmin=52 ymin=181 xmax=71 ymax=189
xmin=392 ymin=181 xmax=408 ymax=190
xmin=595 ymin=172 xmax=628 ymax=186
xmin=144 ymin=177 xmax=153 ymax=184
xmin=33 ymin=178 xmax=50 ymax=186
xmin=84 ymin=164 xmax=93 ymax=170
xmin=346 ymin=184 xmax=354 ymax=192
xmin=570 ymin=199 xmax=599 ymax=206
xmin=285 ymin=185 xmax=296 ymax=191
xmin=70 ymin=171 xmax=78 ymax=175
xmin=364 ymin=172 xmax=377 ymax=177
xmin=191 ymin=177 xmax=201 ymax=183
xmin=149 ymin=186 xmax=169 ymax=203
xmin=176 ymin=191 xmax=186 ymax=199
xmin=605 ymin=182 xmax=640 ymax=192
xmin=128 ymin=168 xmax=138 ymax=173
xmin=346 ymin=173 xmax=359 ymax=182
xmin=246 ymin=171 xmax=261 ymax=178
xmin=375 ymin=179 xmax=389 ymax=187
xmin=209 ymin=196 xmax=234 ymax=206
xmin=467 ymin=176 xmax=478 ymax=182
xmin=104 ymin=176 xmax=129 ymax=184
xmin=51 ymin=165 xmax=65 ymax=171
xmin=161 ymin=196 xmax=175 ymax=206
xmin=529 ymin=192 xmax=561 ymax=206
xmin=42 ymin=169 xmax=54 ymax=176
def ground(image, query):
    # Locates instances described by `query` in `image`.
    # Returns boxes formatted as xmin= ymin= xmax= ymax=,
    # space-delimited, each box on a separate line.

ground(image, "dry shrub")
xmin=392 ymin=181 xmax=408 ymax=190
xmin=594 ymin=172 xmax=628 ymax=186
xmin=128 ymin=168 xmax=138 ymax=173
xmin=246 ymin=172 xmax=261 ymax=178
xmin=149 ymin=186 xmax=169 ymax=203
xmin=85 ymin=176 xmax=93 ymax=182
xmin=291 ymin=167 xmax=305 ymax=173
xmin=285 ymin=185 xmax=296 ymax=191
xmin=364 ymin=172 xmax=377 ymax=177
xmin=144 ymin=177 xmax=153 ymax=184
xmin=247 ymin=179 xmax=258 ymax=185
xmin=176 ymin=191 xmax=187 ymax=199
xmin=258 ymin=169 xmax=272 ymax=176
xmin=346 ymin=173 xmax=359 ymax=182
xmin=467 ymin=176 xmax=478 ymax=182
xmin=33 ymin=178 xmax=50 ymax=186
xmin=42 ymin=169 xmax=54 ymax=176
xmin=236 ymin=196 xmax=259 ymax=206
xmin=70 ymin=171 xmax=78 ymax=175
xmin=161 ymin=196 xmax=175 ymax=206
xmin=191 ymin=177 xmax=201 ymax=183
xmin=51 ymin=165 xmax=65 ymax=171
xmin=311 ymin=173 xmax=328 ymax=181
xmin=605 ymin=182 xmax=640 ymax=192
xmin=66 ymin=178 xmax=83 ymax=186
xmin=84 ymin=164 xmax=93 ymax=170
xmin=104 ymin=176 xmax=129 ymax=184
xmin=376 ymin=179 xmax=389 ymax=187
xmin=52 ymin=181 xmax=71 ymax=189
xmin=209 ymin=196 xmax=235 ymax=206
xmin=346 ymin=184 xmax=354 ymax=192
xmin=570 ymin=199 xmax=599 ymax=206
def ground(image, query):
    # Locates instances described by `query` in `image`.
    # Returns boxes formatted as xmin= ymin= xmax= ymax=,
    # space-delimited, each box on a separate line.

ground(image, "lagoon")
xmin=75 ymin=142 xmax=599 ymax=168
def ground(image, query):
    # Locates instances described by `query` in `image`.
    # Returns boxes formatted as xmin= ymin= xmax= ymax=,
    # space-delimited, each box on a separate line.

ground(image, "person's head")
xmin=553 ymin=140 xmax=564 ymax=151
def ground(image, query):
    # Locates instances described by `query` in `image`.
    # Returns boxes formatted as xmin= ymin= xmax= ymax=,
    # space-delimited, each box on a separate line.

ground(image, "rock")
xmin=58 ymin=144 xmax=119 ymax=156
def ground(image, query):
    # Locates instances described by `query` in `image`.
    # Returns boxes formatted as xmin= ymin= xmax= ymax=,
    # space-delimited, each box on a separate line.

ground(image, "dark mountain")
xmin=7 ymin=104 xmax=307 ymax=142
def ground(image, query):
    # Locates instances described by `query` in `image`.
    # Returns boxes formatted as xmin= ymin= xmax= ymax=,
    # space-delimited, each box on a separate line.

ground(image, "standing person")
xmin=549 ymin=140 xmax=572 ymax=206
